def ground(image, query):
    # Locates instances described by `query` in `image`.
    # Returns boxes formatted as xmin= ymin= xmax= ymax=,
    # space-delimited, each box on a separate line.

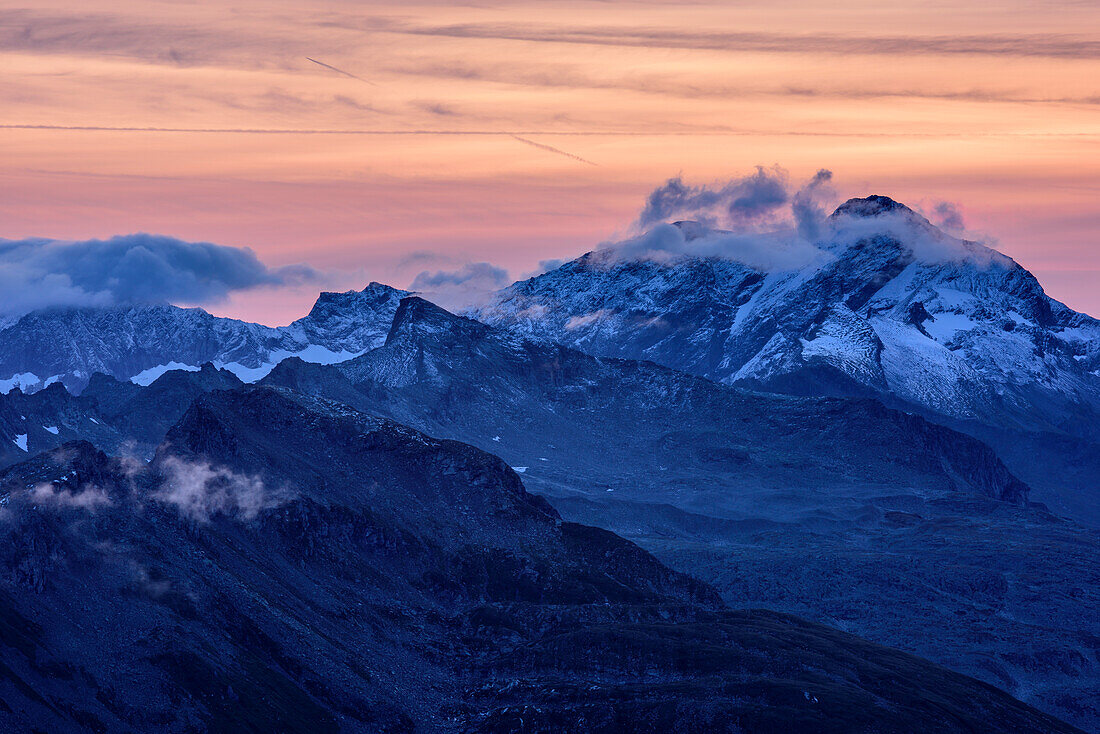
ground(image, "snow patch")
xmin=13 ymin=434 xmax=28 ymax=452
xmin=0 ymin=372 xmax=41 ymax=394
xmin=214 ymin=361 xmax=277 ymax=383
xmin=130 ymin=362 xmax=200 ymax=386
xmin=218 ymin=344 xmax=366 ymax=383
xmin=44 ymin=425 xmax=59 ymax=435
xmin=922 ymin=311 xmax=978 ymax=343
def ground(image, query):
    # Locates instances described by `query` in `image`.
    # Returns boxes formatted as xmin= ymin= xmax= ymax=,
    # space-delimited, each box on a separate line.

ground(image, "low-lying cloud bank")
xmin=0 ymin=447 xmax=292 ymax=527
xmin=0 ymin=233 xmax=318 ymax=319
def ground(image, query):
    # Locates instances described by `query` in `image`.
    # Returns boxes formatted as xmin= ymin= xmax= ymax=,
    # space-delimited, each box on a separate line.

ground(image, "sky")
xmin=1 ymin=0 xmax=1098 ymax=324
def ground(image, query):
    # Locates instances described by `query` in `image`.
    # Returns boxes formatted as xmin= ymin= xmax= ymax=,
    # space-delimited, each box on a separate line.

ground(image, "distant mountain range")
xmin=480 ymin=196 xmax=1100 ymax=429
xmin=1 ymin=195 xmax=1098 ymax=730
xmin=3 ymin=196 xmax=1097 ymax=523
xmin=0 ymin=282 xmax=408 ymax=392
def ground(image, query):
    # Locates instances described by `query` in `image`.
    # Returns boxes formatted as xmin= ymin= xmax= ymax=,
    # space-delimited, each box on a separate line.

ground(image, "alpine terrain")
xmin=0 ymin=195 xmax=1097 ymax=732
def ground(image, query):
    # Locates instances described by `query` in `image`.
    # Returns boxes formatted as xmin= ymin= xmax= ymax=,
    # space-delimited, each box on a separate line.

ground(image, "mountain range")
xmin=0 ymin=195 xmax=1098 ymax=731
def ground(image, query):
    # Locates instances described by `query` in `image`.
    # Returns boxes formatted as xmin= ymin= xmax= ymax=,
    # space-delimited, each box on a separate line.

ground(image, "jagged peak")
xmin=363 ymin=281 xmax=407 ymax=294
xmin=387 ymin=297 xmax=491 ymax=345
xmin=306 ymin=282 xmax=407 ymax=311
xmin=144 ymin=361 xmax=241 ymax=390
xmin=831 ymin=195 xmax=916 ymax=219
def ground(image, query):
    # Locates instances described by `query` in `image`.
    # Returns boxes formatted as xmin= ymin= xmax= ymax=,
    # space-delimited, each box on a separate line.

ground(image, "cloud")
xmin=28 ymin=482 xmax=111 ymax=511
xmin=930 ymin=201 xmax=966 ymax=232
xmin=638 ymin=166 xmax=812 ymax=231
xmin=0 ymin=233 xmax=318 ymax=318
xmin=565 ymin=310 xmax=613 ymax=330
xmin=201 ymin=89 xmax=386 ymax=116
xmin=411 ymin=262 xmax=509 ymax=289
xmin=410 ymin=262 xmax=511 ymax=311
xmin=608 ymin=223 xmax=829 ymax=272
xmin=519 ymin=258 xmax=568 ymax=279
xmin=606 ymin=167 xmax=842 ymax=271
xmin=372 ymin=19 xmax=1100 ymax=60
xmin=383 ymin=57 xmax=1100 ymax=107
xmin=155 ymin=456 xmax=292 ymax=522
xmin=828 ymin=206 xmax=1005 ymax=266
xmin=791 ymin=169 xmax=835 ymax=242
xmin=415 ymin=100 xmax=460 ymax=116
xmin=0 ymin=9 xmax=317 ymax=70
xmin=396 ymin=250 xmax=455 ymax=270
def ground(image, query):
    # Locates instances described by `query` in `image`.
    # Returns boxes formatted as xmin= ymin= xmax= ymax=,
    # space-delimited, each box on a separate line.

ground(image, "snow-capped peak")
xmin=476 ymin=195 xmax=1100 ymax=445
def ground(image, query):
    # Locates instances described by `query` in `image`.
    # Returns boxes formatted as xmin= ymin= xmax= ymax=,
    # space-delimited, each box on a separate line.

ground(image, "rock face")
xmin=258 ymin=297 xmax=1099 ymax=731
xmin=0 ymin=282 xmax=408 ymax=391
xmin=0 ymin=388 xmax=1080 ymax=733
xmin=474 ymin=197 xmax=1100 ymax=522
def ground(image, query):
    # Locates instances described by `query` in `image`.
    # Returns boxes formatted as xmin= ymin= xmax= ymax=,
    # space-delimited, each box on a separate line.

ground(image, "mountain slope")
xmin=475 ymin=196 xmax=1100 ymax=521
xmin=0 ymin=387 xmax=1075 ymax=732
xmin=0 ymin=282 xmax=408 ymax=392
xmin=261 ymin=297 xmax=1100 ymax=730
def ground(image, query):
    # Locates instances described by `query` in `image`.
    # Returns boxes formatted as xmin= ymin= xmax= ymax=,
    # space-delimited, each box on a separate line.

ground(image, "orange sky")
xmin=2 ymin=0 xmax=1098 ymax=323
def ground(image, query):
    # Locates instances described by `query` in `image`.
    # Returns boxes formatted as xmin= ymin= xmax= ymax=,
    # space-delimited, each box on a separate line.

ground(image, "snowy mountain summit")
xmin=476 ymin=196 xmax=1100 ymax=511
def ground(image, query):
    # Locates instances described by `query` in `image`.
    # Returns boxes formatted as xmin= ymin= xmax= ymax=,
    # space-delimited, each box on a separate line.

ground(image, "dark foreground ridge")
xmin=0 ymin=386 xmax=1079 ymax=732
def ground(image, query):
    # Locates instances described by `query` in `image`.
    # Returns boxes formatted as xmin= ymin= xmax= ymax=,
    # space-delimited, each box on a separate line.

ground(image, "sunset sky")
xmin=2 ymin=0 xmax=1099 ymax=323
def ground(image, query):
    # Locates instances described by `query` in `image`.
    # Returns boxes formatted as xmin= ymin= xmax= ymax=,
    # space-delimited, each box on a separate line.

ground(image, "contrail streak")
xmin=509 ymin=134 xmax=598 ymax=166
xmin=305 ymin=57 xmax=376 ymax=86
xmin=2 ymin=125 xmax=1096 ymax=140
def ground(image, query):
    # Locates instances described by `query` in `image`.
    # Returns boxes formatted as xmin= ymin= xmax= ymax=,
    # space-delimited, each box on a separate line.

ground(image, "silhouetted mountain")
xmin=0 ymin=388 xmax=1079 ymax=732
